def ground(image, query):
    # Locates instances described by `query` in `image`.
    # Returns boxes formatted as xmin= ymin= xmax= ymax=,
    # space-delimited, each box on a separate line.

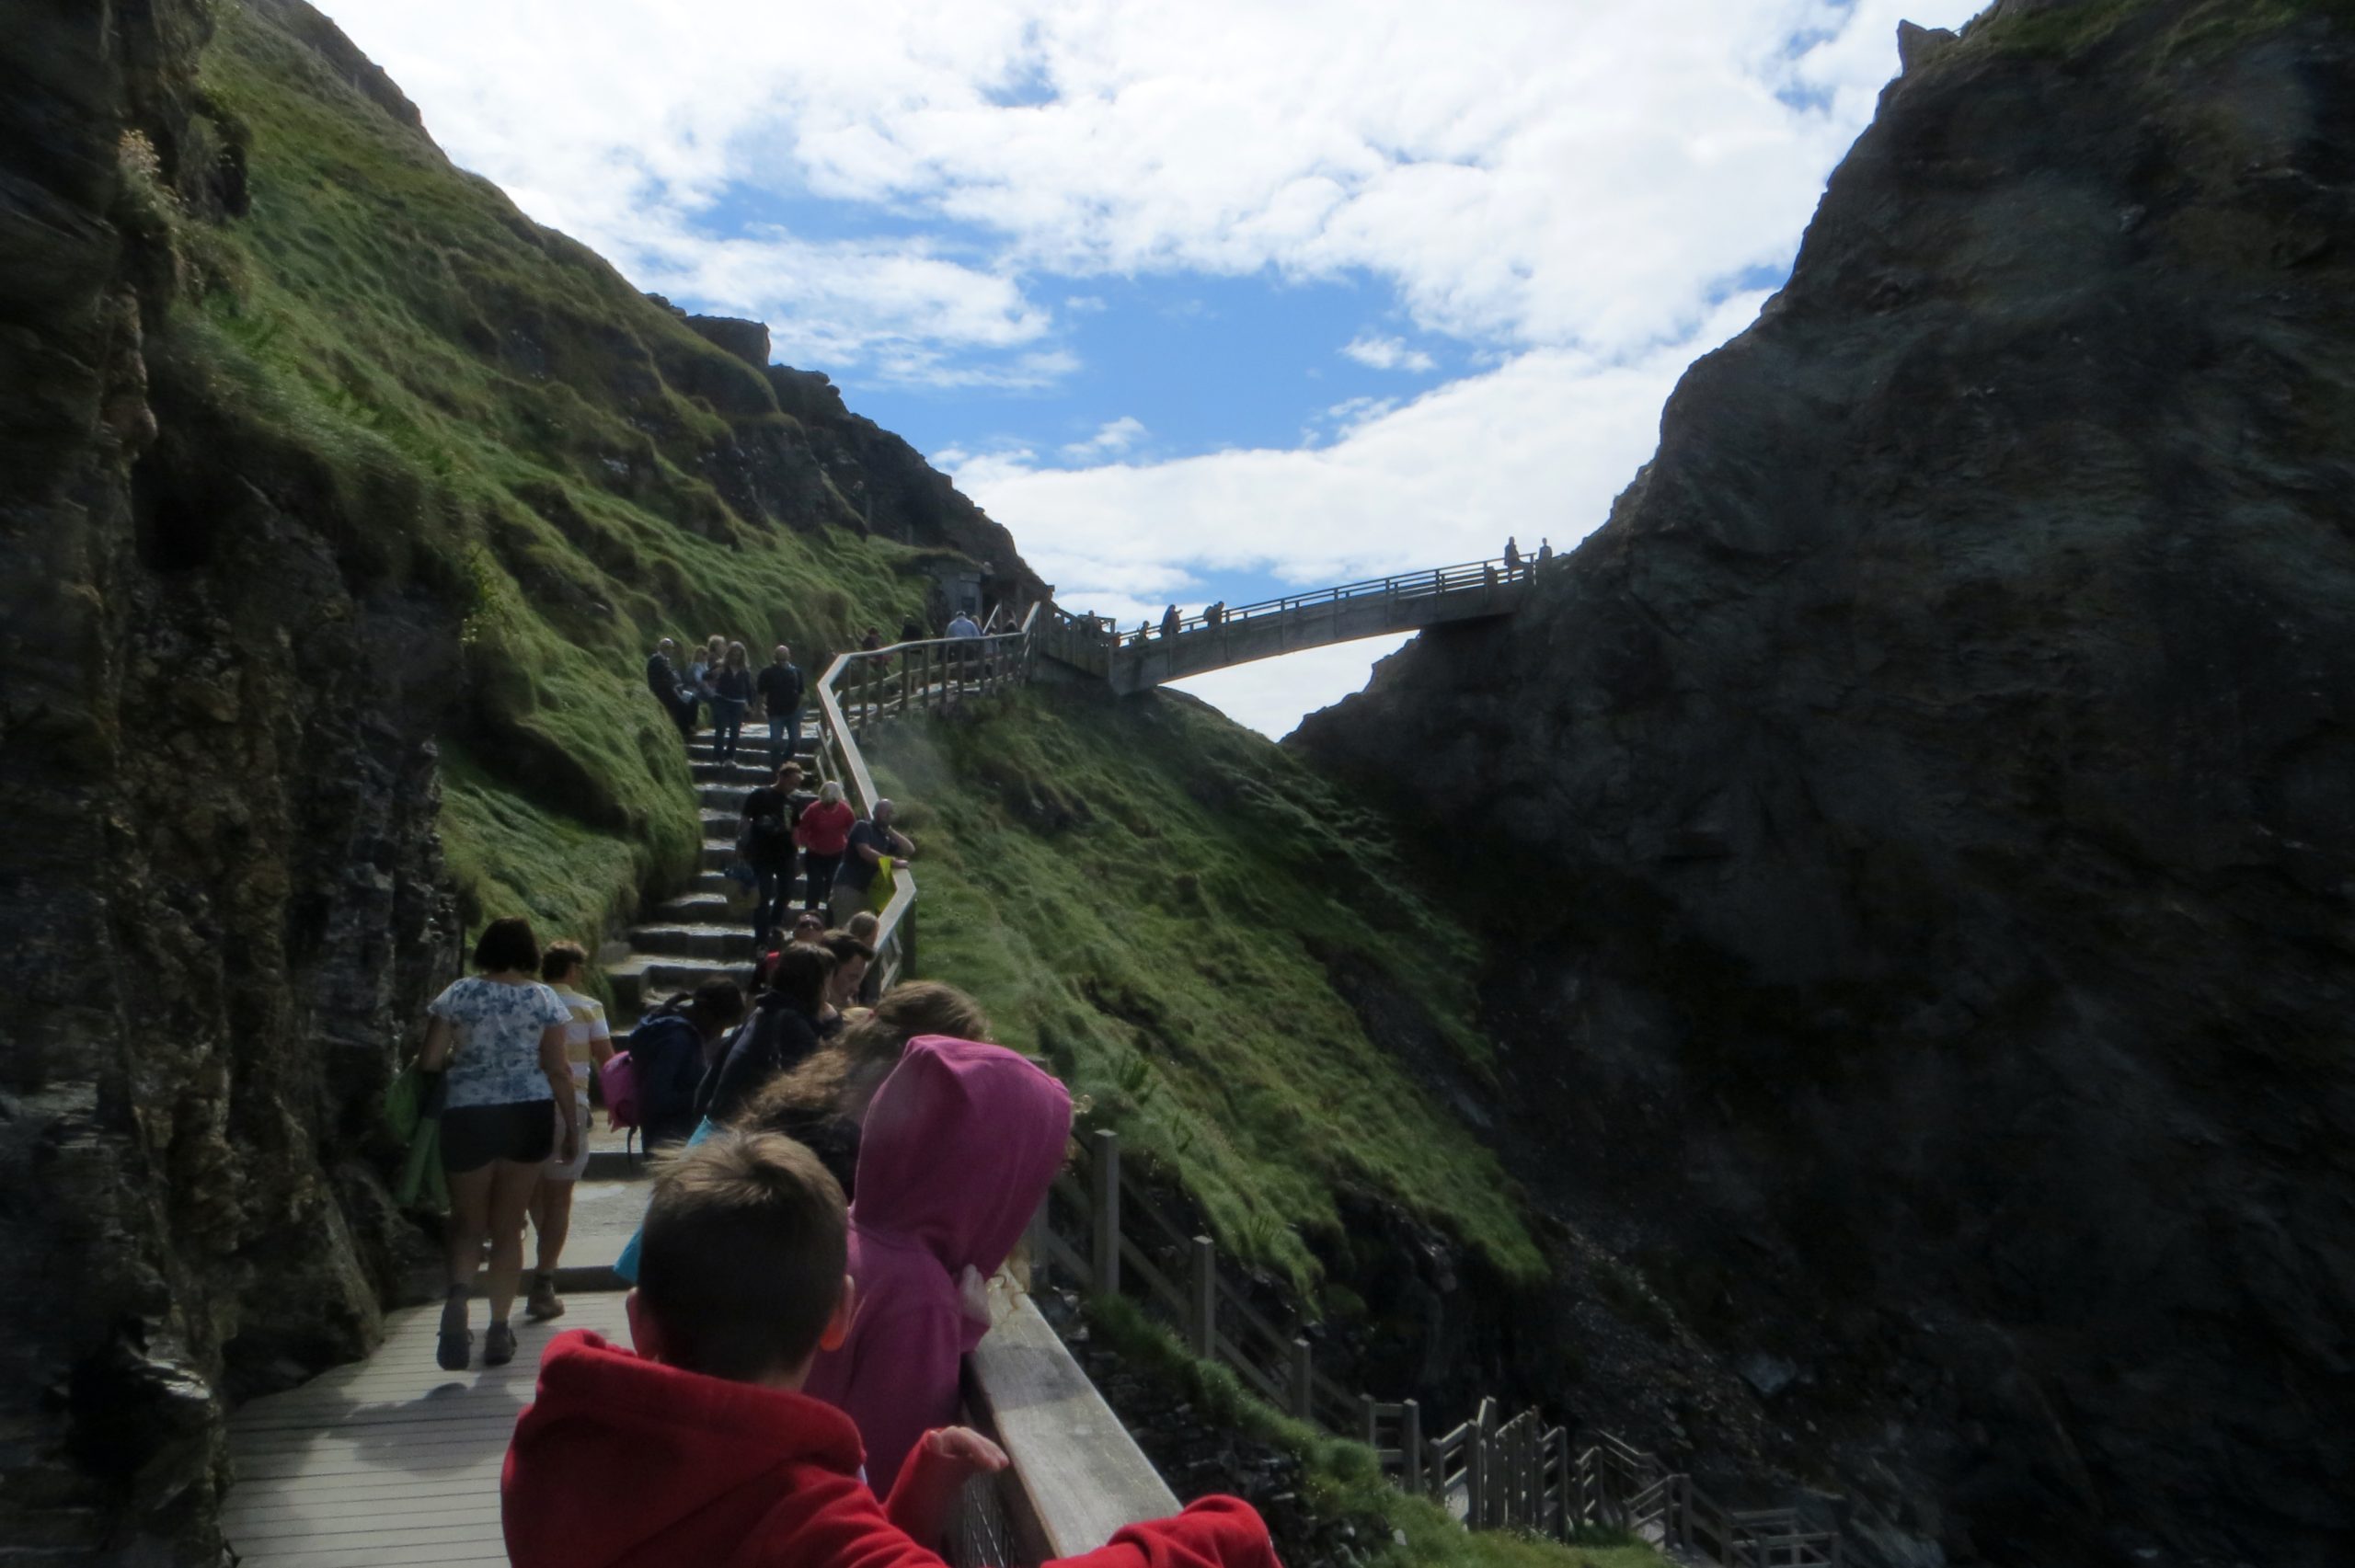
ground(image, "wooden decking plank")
xmin=219 ymin=1292 xmax=631 ymax=1565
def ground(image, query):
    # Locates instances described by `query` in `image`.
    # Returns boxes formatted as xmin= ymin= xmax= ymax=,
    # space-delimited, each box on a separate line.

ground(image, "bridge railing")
xmin=809 ymin=604 xmax=1040 ymax=991
xmin=1063 ymin=555 xmax=1536 ymax=653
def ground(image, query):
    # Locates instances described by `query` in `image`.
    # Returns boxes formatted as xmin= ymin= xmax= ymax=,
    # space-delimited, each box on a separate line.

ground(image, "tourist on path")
xmin=627 ymin=979 xmax=744 ymax=1150
xmin=709 ymin=641 xmax=753 ymax=761
xmin=803 ymin=1036 xmax=1073 ymax=1492
xmin=1160 ymin=603 xmax=1180 ymax=639
xmin=741 ymin=760 xmax=809 ymax=947
xmin=756 ymin=643 xmax=805 ymax=761
xmin=944 ymin=609 xmax=980 ymax=685
xmin=501 ymin=1131 xmax=1280 ymax=1568
xmin=646 ymin=638 xmax=695 ymax=739
xmin=815 ymin=932 xmax=875 ymax=1032
xmin=945 ymin=609 xmax=980 ymax=640
xmin=697 ymin=944 xmax=835 ymax=1127
xmin=417 ymin=916 xmax=576 ymax=1371
xmin=796 ymin=781 xmax=857 ymax=915
xmin=524 ymin=940 xmax=612 ymax=1324
xmin=1503 ymin=536 xmax=1521 ymax=578
xmin=831 ymin=798 xmax=913 ymax=927
xmin=739 ymin=981 xmax=991 ymax=1200
xmin=861 ymin=627 xmax=884 ymax=652
xmin=688 ymin=635 xmax=725 ymax=728
xmin=900 ymin=612 xmax=925 ymax=644
xmin=1537 ymin=536 xmax=1553 ymax=568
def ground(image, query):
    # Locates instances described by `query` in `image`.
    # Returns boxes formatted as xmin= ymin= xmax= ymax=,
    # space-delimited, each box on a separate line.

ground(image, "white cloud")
xmin=1341 ymin=335 xmax=1436 ymax=373
xmin=324 ymin=0 xmax=1986 ymax=372
xmin=316 ymin=0 xmax=1992 ymax=724
xmin=1059 ymin=416 xmax=1147 ymax=461
xmin=1170 ymin=636 xmax=1415 ymax=740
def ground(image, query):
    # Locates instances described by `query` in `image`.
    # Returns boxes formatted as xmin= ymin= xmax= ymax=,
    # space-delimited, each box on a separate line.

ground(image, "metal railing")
xmin=807 ymin=604 xmax=1040 ymax=990
xmin=1028 ymin=1129 xmax=1844 ymax=1566
xmin=1081 ymin=555 xmax=1536 ymax=648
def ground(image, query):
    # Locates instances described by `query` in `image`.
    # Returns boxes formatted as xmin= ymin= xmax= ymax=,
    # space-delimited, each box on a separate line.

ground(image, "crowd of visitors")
xmin=406 ymin=626 xmax=1278 ymax=1564
xmin=434 ymin=915 xmax=1275 ymax=1563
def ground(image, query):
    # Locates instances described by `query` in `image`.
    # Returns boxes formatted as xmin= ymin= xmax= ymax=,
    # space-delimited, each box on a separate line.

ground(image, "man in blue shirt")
xmin=829 ymin=799 xmax=914 ymax=926
xmin=755 ymin=643 xmax=804 ymax=761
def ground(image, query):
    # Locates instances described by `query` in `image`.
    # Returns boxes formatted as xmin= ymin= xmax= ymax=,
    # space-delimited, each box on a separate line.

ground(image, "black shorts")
xmin=440 ymin=1100 xmax=556 ymax=1173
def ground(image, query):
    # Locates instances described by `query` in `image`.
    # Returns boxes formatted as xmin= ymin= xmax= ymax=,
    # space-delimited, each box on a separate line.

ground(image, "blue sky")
xmin=325 ymin=0 xmax=1987 ymax=734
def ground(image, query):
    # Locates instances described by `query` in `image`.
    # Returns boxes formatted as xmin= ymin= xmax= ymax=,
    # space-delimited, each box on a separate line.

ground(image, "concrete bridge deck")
xmin=1039 ymin=557 xmax=1534 ymax=692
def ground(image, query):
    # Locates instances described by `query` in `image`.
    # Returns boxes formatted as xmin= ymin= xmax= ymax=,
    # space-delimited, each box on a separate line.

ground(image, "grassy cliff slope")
xmin=163 ymin=0 xmax=1005 ymax=948
xmin=867 ymin=684 xmax=1542 ymax=1290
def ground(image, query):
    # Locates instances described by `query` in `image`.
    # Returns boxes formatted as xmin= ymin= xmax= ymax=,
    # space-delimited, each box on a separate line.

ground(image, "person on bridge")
xmin=626 ymin=979 xmax=744 ymax=1150
xmin=1537 ymin=536 xmax=1553 ymax=568
xmin=802 ymin=1036 xmax=1072 ymax=1495
xmin=1161 ymin=603 xmax=1180 ymax=639
xmin=796 ymin=781 xmax=857 ymax=915
xmin=1503 ymin=535 xmax=1522 ymax=578
xmin=696 ymin=943 xmax=835 ymax=1128
xmin=524 ymin=940 xmax=613 ymax=1325
xmin=502 ymin=1130 xmax=1281 ymax=1568
xmin=900 ymin=612 xmax=925 ymax=643
xmin=944 ymin=608 xmax=980 ymax=640
xmin=417 ymin=917 xmax=577 ymax=1371
xmin=756 ymin=642 xmax=805 ymax=762
xmin=831 ymin=798 xmax=913 ymax=927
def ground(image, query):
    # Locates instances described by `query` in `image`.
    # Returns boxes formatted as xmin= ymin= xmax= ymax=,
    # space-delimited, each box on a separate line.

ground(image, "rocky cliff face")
xmin=3 ymin=2 xmax=458 ymax=1558
xmin=0 ymin=2 xmax=1047 ymax=1560
xmin=1297 ymin=4 xmax=2355 ymax=1565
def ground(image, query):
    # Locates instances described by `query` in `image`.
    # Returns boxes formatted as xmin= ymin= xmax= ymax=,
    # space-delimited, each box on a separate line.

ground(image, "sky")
xmin=321 ymin=0 xmax=1984 ymax=737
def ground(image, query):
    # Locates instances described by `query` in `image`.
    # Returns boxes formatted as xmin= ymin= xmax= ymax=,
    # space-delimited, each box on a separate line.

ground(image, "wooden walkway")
xmin=223 ymin=1292 xmax=631 ymax=1566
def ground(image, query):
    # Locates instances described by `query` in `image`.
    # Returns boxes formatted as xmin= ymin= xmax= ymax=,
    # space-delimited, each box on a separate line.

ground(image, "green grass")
xmin=866 ymin=685 xmax=1543 ymax=1288
xmin=1087 ymin=1298 xmax=1666 ymax=1568
xmin=168 ymin=0 xmax=945 ymax=950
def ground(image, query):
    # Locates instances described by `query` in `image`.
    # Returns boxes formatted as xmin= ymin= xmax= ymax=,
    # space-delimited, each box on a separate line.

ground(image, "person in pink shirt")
xmin=803 ymin=1036 xmax=1071 ymax=1489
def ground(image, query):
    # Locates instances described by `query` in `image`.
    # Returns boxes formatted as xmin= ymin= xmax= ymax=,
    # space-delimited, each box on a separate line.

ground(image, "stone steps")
xmin=629 ymin=921 xmax=757 ymax=962
xmin=608 ymin=953 xmax=758 ymax=1017
xmin=691 ymin=759 xmax=775 ymax=785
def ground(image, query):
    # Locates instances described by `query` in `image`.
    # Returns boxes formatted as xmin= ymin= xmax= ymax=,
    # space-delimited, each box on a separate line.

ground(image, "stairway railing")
xmin=808 ymin=604 xmax=1040 ymax=991
xmin=1030 ymin=1129 xmax=1844 ymax=1566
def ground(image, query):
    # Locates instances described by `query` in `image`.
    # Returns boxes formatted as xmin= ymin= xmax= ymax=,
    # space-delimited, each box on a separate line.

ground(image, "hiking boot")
xmin=483 ymin=1321 xmax=517 ymax=1368
xmin=436 ymin=1290 xmax=471 ymax=1371
xmin=524 ymin=1274 xmax=565 ymax=1322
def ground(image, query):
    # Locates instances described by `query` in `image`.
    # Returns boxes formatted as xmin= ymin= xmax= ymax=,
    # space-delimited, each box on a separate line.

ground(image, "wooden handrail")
xmin=959 ymin=1287 xmax=1179 ymax=1564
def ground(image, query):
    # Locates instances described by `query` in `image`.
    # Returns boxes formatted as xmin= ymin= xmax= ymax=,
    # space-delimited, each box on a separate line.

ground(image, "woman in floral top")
xmin=419 ymin=917 xmax=576 ymax=1371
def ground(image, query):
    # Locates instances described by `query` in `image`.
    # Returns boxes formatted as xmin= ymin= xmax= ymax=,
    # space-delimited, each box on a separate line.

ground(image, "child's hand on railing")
xmin=884 ymin=1425 xmax=1011 ymax=1548
xmin=924 ymin=1425 xmax=1009 ymax=1478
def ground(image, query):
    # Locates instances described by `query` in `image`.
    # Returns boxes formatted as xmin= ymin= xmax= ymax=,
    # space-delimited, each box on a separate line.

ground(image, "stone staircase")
xmin=605 ymin=727 xmax=819 ymax=1024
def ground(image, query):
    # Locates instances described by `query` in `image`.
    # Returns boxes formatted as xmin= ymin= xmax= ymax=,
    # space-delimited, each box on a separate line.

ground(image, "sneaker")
xmin=524 ymin=1274 xmax=565 ymax=1322
xmin=484 ymin=1321 xmax=517 ymax=1368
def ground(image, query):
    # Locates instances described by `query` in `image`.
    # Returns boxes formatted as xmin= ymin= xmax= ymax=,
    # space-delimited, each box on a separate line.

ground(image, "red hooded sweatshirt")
xmin=803 ymin=1036 xmax=1073 ymax=1489
xmin=502 ymin=1330 xmax=1280 ymax=1568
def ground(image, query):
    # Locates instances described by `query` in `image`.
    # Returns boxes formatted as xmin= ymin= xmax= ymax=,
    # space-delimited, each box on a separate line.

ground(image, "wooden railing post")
xmin=1024 ymin=1196 xmax=1051 ymax=1291
xmin=1466 ymin=1423 xmax=1487 ymax=1528
xmin=1360 ymin=1394 xmax=1378 ymax=1448
xmin=1090 ymin=1129 xmax=1120 ymax=1295
xmin=1189 ymin=1237 xmax=1216 ymax=1359
xmin=1554 ymin=1428 xmax=1573 ymax=1539
xmin=1290 ymin=1338 xmax=1314 ymax=1423
xmin=1401 ymin=1401 xmax=1422 ymax=1495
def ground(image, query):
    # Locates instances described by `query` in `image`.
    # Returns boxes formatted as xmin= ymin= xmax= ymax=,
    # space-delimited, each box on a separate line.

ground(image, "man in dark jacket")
xmin=627 ymin=979 xmax=743 ymax=1147
xmin=755 ymin=644 xmax=804 ymax=762
xmin=646 ymin=638 xmax=695 ymax=739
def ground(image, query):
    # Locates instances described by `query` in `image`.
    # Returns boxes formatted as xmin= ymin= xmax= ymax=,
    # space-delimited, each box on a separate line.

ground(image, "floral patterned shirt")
xmin=428 ymin=976 xmax=569 ymax=1109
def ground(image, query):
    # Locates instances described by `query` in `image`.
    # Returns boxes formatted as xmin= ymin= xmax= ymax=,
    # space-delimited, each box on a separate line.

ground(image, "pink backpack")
xmin=598 ymin=1052 xmax=643 ymax=1158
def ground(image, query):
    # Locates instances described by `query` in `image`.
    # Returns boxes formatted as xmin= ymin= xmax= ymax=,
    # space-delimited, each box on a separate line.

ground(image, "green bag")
xmin=385 ymin=1063 xmax=449 ymax=1212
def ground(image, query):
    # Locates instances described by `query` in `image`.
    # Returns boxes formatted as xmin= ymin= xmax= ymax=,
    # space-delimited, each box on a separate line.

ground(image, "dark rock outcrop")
xmin=1298 ymin=6 xmax=2355 ymax=1566
xmin=2 ymin=2 xmax=457 ymax=1560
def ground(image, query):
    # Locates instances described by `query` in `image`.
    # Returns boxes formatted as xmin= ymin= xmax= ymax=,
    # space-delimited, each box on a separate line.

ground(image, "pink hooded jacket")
xmin=803 ymin=1036 xmax=1072 ymax=1489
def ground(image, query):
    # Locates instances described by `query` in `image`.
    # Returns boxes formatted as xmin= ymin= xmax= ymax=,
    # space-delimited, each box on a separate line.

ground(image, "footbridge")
xmin=1034 ymin=556 xmax=1534 ymax=693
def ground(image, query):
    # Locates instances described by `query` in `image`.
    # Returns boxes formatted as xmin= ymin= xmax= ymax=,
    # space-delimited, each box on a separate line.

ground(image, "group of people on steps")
xmin=644 ymin=634 xmax=807 ymax=761
xmin=418 ymin=915 xmax=1279 ymax=1567
xmin=412 ymin=622 xmax=1275 ymax=1564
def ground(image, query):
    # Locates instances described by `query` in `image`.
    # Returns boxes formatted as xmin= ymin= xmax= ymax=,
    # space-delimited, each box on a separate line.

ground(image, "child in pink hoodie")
xmin=803 ymin=1035 xmax=1072 ymax=1488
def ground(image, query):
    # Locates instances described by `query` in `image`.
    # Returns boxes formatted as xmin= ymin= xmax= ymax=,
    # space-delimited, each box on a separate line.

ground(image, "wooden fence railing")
xmin=808 ymin=604 xmax=1040 ymax=992
xmin=1029 ymin=1129 xmax=1844 ymax=1567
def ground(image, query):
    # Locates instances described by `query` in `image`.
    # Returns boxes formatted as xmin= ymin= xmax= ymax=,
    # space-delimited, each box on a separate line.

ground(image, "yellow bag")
xmin=868 ymin=854 xmax=897 ymax=912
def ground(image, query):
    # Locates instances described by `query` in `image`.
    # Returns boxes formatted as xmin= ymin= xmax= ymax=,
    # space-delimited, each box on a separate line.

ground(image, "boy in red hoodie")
xmin=502 ymin=1129 xmax=1281 ymax=1568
